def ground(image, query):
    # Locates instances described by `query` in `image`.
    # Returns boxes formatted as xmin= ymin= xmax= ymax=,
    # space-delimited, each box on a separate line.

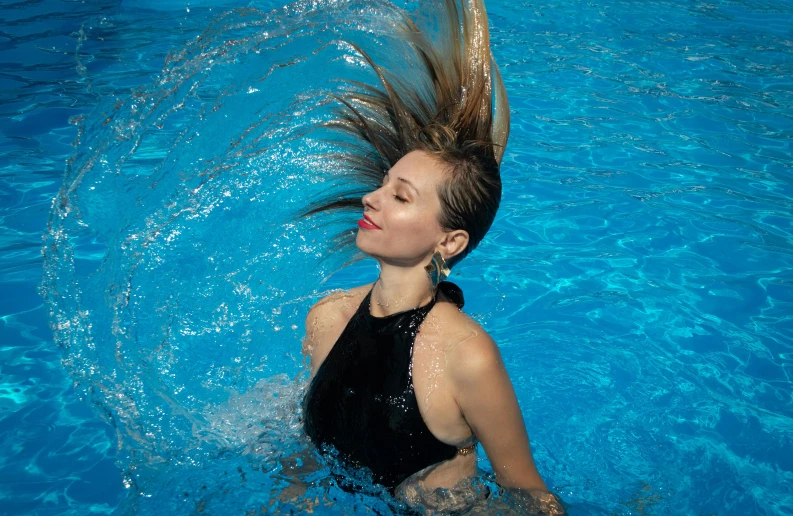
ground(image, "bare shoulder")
xmin=303 ymin=283 xmax=372 ymax=373
xmin=427 ymin=302 xmax=505 ymax=385
xmin=306 ymin=283 xmax=371 ymax=323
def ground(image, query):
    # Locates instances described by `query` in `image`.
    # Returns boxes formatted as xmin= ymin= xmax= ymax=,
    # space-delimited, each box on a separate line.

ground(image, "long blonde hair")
xmin=305 ymin=0 xmax=509 ymax=264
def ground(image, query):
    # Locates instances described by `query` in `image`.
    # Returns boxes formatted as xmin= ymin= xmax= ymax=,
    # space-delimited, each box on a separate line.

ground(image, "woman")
xmin=300 ymin=0 xmax=563 ymax=512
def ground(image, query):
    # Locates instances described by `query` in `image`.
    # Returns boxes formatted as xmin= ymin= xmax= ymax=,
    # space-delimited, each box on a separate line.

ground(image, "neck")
xmin=370 ymin=261 xmax=435 ymax=317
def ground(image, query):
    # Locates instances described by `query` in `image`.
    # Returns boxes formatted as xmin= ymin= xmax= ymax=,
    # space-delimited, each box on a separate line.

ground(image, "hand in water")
xmin=269 ymin=450 xmax=323 ymax=512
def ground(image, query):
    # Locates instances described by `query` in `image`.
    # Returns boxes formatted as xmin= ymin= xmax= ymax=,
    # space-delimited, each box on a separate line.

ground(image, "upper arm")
xmin=302 ymin=299 xmax=339 ymax=376
xmin=450 ymin=332 xmax=548 ymax=492
xmin=302 ymin=304 xmax=320 ymax=368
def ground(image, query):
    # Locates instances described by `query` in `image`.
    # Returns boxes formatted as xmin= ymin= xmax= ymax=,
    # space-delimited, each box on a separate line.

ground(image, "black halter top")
xmin=303 ymin=282 xmax=465 ymax=490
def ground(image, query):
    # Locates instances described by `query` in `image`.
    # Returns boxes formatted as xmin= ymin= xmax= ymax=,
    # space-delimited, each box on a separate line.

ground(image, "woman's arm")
xmin=448 ymin=329 xmax=565 ymax=514
xmin=302 ymin=300 xmax=335 ymax=376
xmin=450 ymin=331 xmax=548 ymax=491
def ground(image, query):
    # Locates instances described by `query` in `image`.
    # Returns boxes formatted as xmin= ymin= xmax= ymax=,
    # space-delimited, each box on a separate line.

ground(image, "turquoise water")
xmin=2 ymin=0 xmax=792 ymax=514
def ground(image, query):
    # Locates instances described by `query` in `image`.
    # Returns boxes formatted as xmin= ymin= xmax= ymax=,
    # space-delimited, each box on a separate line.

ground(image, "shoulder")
xmin=303 ymin=283 xmax=373 ymax=372
xmin=306 ymin=283 xmax=371 ymax=323
xmin=428 ymin=307 xmax=520 ymax=432
xmin=427 ymin=303 xmax=506 ymax=386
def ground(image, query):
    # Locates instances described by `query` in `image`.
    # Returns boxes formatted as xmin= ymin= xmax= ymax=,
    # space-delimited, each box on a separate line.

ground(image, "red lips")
xmin=358 ymin=214 xmax=381 ymax=230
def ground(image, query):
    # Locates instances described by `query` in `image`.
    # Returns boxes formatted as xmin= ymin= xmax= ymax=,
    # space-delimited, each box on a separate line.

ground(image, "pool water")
xmin=1 ymin=0 xmax=792 ymax=514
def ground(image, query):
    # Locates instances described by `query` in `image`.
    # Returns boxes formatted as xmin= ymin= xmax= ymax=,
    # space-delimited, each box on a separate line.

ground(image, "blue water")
xmin=2 ymin=0 xmax=792 ymax=514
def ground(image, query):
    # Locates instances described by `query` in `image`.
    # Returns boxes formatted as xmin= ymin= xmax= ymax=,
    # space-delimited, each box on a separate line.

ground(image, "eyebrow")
xmin=386 ymin=173 xmax=420 ymax=197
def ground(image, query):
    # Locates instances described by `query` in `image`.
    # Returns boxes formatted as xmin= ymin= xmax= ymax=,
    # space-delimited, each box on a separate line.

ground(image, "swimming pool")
xmin=2 ymin=0 xmax=792 ymax=514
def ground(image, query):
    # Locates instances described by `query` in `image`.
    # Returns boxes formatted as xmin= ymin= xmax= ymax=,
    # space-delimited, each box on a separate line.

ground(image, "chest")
xmin=309 ymin=301 xmax=471 ymax=447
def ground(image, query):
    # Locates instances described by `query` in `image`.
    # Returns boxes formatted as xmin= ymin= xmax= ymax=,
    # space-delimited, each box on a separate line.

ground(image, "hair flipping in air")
xmin=304 ymin=0 xmax=510 ymax=267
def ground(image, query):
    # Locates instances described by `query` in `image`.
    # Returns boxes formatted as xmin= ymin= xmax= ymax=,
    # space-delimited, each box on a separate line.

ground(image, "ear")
xmin=438 ymin=229 xmax=469 ymax=261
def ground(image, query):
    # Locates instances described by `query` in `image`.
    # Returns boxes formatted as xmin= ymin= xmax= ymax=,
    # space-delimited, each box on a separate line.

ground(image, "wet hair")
xmin=304 ymin=0 xmax=509 ymax=266
xmin=415 ymin=124 xmax=501 ymax=266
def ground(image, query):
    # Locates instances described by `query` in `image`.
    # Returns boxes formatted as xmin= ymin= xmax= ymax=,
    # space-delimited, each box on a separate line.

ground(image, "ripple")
xmin=13 ymin=422 xmax=57 ymax=441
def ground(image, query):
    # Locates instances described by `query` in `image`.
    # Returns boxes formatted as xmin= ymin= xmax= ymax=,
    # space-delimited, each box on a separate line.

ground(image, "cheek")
xmin=390 ymin=209 xmax=439 ymax=243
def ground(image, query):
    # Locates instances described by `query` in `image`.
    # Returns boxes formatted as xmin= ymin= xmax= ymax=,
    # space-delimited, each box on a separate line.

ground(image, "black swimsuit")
xmin=303 ymin=282 xmax=465 ymax=490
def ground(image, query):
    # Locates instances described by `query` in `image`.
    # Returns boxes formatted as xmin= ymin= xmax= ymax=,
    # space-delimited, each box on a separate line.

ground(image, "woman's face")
xmin=356 ymin=150 xmax=447 ymax=267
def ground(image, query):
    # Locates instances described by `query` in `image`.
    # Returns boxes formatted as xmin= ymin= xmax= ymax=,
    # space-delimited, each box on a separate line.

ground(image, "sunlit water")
xmin=1 ymin=0 xmax=792 ymax=514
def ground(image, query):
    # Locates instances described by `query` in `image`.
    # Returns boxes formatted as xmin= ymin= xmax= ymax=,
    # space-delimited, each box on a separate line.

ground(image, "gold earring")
xmin=424 ymin=251 xmax=450 ymax=288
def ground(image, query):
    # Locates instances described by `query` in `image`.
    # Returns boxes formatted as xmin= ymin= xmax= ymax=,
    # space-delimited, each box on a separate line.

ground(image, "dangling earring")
xmin=425 ymin=251 xmax=451 ymax=288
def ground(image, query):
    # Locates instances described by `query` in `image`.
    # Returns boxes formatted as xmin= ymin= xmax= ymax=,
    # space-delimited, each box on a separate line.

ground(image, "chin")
xmin=355 ymin=231 xmax=386 ymax=260
xmin=355 ymin=230 xmax=372 ymax=253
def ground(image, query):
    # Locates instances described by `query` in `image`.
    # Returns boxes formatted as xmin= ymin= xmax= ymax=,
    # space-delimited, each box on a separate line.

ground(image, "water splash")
xmin=39 ymin=0 xmax=423 ymax=509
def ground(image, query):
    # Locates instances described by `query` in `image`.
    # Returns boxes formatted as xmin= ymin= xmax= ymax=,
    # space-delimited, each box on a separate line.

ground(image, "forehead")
xmin=388 ymin=150 xmax=447 ymax=191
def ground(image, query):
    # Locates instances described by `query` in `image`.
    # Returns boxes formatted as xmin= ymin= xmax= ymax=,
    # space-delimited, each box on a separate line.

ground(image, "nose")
xmin=362 ymin=186 xmax=380 ymax=211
